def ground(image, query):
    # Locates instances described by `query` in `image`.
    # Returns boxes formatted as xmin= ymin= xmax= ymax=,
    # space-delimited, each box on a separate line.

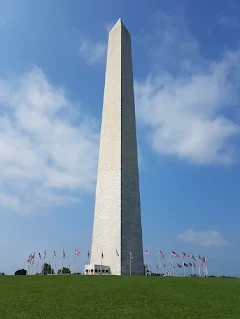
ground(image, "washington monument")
xmin=89 ymin=19 xmax=144 ymax=275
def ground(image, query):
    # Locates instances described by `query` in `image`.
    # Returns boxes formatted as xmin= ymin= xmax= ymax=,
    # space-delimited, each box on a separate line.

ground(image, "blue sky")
xmin=0 ymin=0 xmax=240 ymax=276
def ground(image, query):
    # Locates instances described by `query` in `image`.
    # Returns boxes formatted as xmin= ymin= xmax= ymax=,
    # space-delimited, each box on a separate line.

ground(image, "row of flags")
xmin=116 ymin=249 xmax=207 ymax=265
xmin=157 ymin=262 xmax=198 ymax=269
xmin=27 ymin=249 xmax=207 ymax=265
xmin=145 ymin=250 xmax=207 ymax=264
xmin=27 ymin=249 xmax=83 ymax=265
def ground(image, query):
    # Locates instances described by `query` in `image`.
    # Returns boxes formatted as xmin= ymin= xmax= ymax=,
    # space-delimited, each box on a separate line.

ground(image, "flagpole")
xmin=30 ymin=257 xmax=33 ymax=275
xmin=146 ymin=255 xmax=148 ymax=276
xmin=32 ymin=257 xmax=34 ymax=275
xmin=197 ymin=252 xmax=200 ymax=276
xmin=172 ymin=257 xmax=174 ymax=276
xmin=129 ymin=248 xmax=132 ymax=276
xmin=145 ymin=253 xmax=148 ymax=276
xmin=204 ymin=258 xmax=208 ymax=276
xmin=74 ymin=247 xmax=76 ymax=274
xmin=116 ymin=249 xmax=118 ymax=275
xmin=52 ymin=250 xmax=54 ymax=274
xmin=36 ymin=257 xmax=39 ymax=275
xmin=77 ymin=250 xmax=80 ymax=274
xmin=29 ymin=262 xmax=31 ymax=275
xmin=61 ymin=249 xmax=63 ymax=275
xmin=202 ymin=260 xmax=205 ymax=277
xmin=29 ymin=257 xmax=32 ymax=275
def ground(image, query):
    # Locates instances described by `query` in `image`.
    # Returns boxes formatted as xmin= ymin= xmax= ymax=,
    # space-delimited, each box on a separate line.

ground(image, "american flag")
xmin=202 ymin=257 xmax=207 ymax=264
xmin=38 ymin=252 xmax=42 ymax=259
xmin=130 ymin=250 xmax=133 ymax=259
xmin=192 ymin=254 xmax=196 ymax=261
xmin=116 ymin=249 xmax=119 ymax=256
xmin=101 ymin=252 xmax=104 ymax=258
xmin=172 ymin=251 xmax=180 ymax=257
xmin=87 ymin=251 xmax=90 ymax=259
xmin=53 ymin=251 xmax=57 ymax=257
xmin=183 ymin=252 xmax=190 ymax=258
xmin=43 ymin=250 xmax=46 ymax=259
xmin=27 ymin=254 xmax=32 ymax=263
xmin=170 ymin=264 xmax=175 ymax=268
xmin=198 ymin=254 xmax=202 ymax=260
xmin=177 ymin=263 xmax=182 ymax=268
xmin=159 ymin=251 xmax=165 ymax=259
xmin=63 ymin=250 xmax=65 ymax=259
xmin=75 ymin=250 xmax=80 ymax=256
xmin=189 ymin=262 xmax=193 ymax=267
xmin=156 ymin=265 xmax=159 ymax=270
xmin=30 ymin=253 xmax=35 ymax=264
xmin=184 ymin=263 xmax=189 ymax=267
xmin=145 ymin=250 xmax=151 ymax=256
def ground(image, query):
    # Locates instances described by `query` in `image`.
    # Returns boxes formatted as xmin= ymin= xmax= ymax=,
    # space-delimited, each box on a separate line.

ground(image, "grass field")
xmin=0 ymin=276 xmax=239 ymax=319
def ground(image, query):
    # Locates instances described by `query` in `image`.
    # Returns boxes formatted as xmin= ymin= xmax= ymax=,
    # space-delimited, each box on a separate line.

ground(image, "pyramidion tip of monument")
xmin=110 ymin=18 xmax=129 ymax=33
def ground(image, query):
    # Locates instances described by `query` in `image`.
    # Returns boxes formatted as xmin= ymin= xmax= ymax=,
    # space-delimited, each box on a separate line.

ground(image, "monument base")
xmin=84 ymin=264 xmax=111 ymax=275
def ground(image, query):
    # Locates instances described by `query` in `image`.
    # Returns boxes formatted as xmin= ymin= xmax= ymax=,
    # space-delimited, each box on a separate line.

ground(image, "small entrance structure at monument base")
xmin=84 ymin=264 xmax=111 ymax=275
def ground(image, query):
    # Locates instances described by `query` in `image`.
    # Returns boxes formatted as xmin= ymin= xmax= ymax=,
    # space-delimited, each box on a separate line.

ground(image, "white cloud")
xmin=104 ymin=21 xmax=114 ymax=33
xmin=178 ymin=229 xmax=228 ymax=246
xmin=0 ymin=67 xmax=99 ymax=213
xmin=79 ymin=36 xmax=107 ymax=65
xmin=135 ymin=11 xmax=240 ymax=165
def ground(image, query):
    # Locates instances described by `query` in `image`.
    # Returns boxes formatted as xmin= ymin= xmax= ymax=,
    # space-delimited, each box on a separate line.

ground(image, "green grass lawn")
xmin=0 ymin=276 xmax=239 ymax=319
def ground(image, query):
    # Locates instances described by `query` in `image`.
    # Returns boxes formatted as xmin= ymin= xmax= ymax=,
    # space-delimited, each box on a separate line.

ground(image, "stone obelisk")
xmin=90 ymin=19 xmax=144 ymax=275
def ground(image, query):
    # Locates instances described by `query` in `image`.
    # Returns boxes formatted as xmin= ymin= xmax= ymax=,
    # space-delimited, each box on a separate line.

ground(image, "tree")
xmin=15 ymin=269 xmax=27 ymax=275
xmin=57 ymin=267 xmax=71 ymax=275
xmin=0 ymin=272 xmax=5 ymax=275
xmin=42 ymin=263 xmax=54 ymax=275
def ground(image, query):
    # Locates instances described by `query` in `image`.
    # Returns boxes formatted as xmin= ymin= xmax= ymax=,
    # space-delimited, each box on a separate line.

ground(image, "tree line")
xmin=13 ymin=263 xmax=74 ymax=275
